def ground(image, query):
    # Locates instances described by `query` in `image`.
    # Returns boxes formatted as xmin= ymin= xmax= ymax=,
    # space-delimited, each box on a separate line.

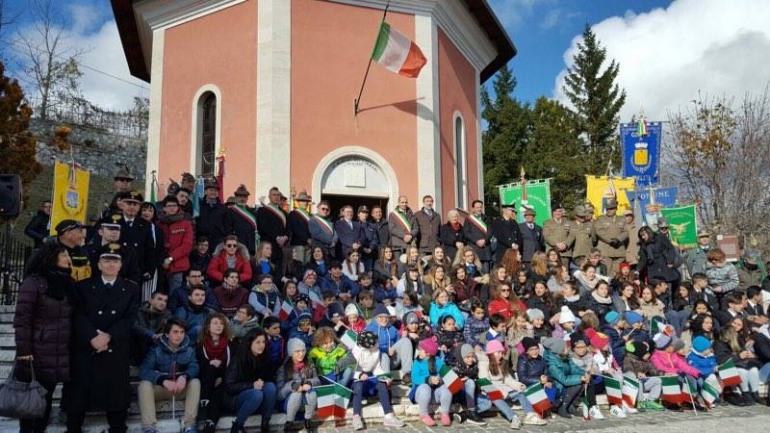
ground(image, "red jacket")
xmin=159 ymin=218 xmax=194 ymax=273
xmin=207 ymin=242 xmax=253 ymax=286
xmin=488 ymin=297 xmax=527 ymax=321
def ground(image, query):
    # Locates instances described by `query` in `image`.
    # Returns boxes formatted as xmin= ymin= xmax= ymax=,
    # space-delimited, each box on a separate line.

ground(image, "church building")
xmin=111 ymin=0 xmax=515 ymax=213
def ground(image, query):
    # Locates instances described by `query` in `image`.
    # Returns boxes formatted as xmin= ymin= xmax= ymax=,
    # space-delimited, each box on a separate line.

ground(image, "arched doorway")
xmin=312 ymin=147 xmax=398 ymax=217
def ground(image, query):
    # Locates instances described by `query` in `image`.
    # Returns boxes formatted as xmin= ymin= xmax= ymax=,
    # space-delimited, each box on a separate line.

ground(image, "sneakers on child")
xmin=589 ymin=406 xmax=605 ymax=420
xmin=466 ymin=411 xmax=487 ymax=426
xmin=440 ymin=413 xmax=451 ymax=426
xmin=383 ymin=413 xmax=404 ymax=428
xmin=509 ymin=416 xmax=521 ymax=430
xmin=453 ymin=412 xmax=465 ymax=424
xmin=623 ymin=403 xmax=638 ymax=414
xmin=420 ymin=414 xmax=436 ymax=427
xmin=610 ymin=405 xmax=627 ymax=418
xmin=352 ymin=415 xmax=364 ymax=431
xmin=523 ymin=413 xmax=547 ymax=425
xmin=645 ymin=400 xmax=665 ymax=411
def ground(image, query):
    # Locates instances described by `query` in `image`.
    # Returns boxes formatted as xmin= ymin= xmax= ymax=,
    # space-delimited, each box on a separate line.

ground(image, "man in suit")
xmin=463 ymin=200 xmax=493 ymax=273
xmin=746 ymin=286 xmax=769 ymax=327
xmin=334 ymin=205 xmax=365 ymax=259
xmin=257 ymin=187 xmax=291 ymax=270
xmin=105 ymin=190 xmax=154 ymax=282
xmin=490 ymin=203 xmax=523 ymax=266
xmin=518 ymin=207 xmax=544 ymax=265
xmin=309 ymin=200 xmax=337 ymax=258
xmin=414 ymin=195 xmax=441 ymax=257
xmin=287 ymin=191 xmax=313 ymax=264
xmin=225 ymin=185 xmax=258 ymax=255
xmin=196 ymin=178 xmax=229 ymax=250
xmin=389 ymin=195 xmax=419 ymax=255
xmin=66 ymin=246 xmax=141 ymax=433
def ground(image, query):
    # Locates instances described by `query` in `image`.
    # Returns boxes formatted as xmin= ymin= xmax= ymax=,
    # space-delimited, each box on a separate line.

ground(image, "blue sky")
xmin=3 ymin=0 xmax=768 ymax=121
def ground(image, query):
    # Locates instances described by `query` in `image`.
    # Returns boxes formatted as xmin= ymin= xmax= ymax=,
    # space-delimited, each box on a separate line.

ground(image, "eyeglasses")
xmin=319 ymin=207 xmax=329 ymax=211
xmin=226 ymin=244 xmax=238 ymax=248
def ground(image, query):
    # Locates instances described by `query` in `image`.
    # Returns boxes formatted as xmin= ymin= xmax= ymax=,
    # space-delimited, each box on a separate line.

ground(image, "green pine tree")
xmin=562 ymin=24 xmax=626 ymax=176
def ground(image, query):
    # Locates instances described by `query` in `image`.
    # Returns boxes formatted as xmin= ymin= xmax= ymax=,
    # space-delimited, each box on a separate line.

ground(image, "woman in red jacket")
xmin=488 ymin=282 xmax=527 ymax=321
xmin=207 ymin=235 xmax=253 ymax=286
xmin=159 ymin=196 xmax=194 ymax=292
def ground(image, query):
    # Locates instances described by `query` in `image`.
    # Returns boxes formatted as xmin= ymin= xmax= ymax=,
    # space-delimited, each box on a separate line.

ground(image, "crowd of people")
xmin=14 ymin=168 xmax=770 ymax=433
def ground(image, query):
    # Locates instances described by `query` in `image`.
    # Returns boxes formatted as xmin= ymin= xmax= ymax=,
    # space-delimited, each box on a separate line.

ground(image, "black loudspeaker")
xmin=0 ymin=175 xmax=22 ymax=218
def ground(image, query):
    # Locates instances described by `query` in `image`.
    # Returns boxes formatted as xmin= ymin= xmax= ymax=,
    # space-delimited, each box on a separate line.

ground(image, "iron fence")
xmin=0 ymin=231 xmax=32 ymax=305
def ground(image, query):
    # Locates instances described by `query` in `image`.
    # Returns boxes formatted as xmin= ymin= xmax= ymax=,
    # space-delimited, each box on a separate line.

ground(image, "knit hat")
xmin=604 ymin=311 xmax=620 ymax=325
xmin=653 ymin=333 xmax=672 ymax=350
xmin=625 ymin=311 xmax=644 ymax=325
xmin=344 ymin=303 xmax=360 ymax=317
xmin=526 ymin=308 xmax=545 ymax=321
xmin=672 ymin=338 xmax=685 ymax=352
xmin=586 ymin=329 xmax=610 ymax=350
xmin=373 ymin=304 xmax=389 ymax=318
xmin=542 ymin=337 xmax=566 ymax=354
xmin=521 ymin=337 xmax=538 ymax=351
xmin=287 ymin=338 xmax=306 ymax=354
xmin=297 ymin=311 xmax=312 ymax=324
xmin=357 ymin=331 xmax=378 ymax=349
xmin=625 ymin=341 xmax=649 ymax=358
xmin=296 ymin=294 xmax=310 ymax=305
xmin=692 ymin=336 xmax=712 ymax=353
xmin=558 ymin=306 xmax=576 ymax=324
xmin=485 ymin=339 xmax=505 ymax=354
xmin=403 ymin=311 xmax=420 ymax=325
xmin=460 ymin=344 xmax=475 ymax=359
xmin=418 ymin=337 xmax=439 ymax=356
xmin=386 ymin=306 xmax=397 ymax=317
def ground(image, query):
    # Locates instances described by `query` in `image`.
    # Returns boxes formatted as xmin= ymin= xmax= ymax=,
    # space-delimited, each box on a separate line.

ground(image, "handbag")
xmin=0 ymin=359 xmax=48 ymax=419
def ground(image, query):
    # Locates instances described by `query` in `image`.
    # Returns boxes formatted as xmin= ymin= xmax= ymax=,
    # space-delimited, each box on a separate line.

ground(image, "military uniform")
xmin=543 ymin=217 xmax=575 ymax=266
xmin=591 ymin=203 xmax=628 ymax=275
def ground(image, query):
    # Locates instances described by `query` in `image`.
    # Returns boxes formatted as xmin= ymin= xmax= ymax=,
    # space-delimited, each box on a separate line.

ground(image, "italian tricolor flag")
xmin=525 ymin=383 xmax=552 ymax=415
xmin=604 ymin=376 xmax=623 ymax=406
xmin=278 ymin=299 xmax=294 ymax=321
xmin=372 ymin=21 xmax=427 ymax=78
xmin=476 ymin=378 xmax=504 ymax=400
xmin=317 ymin=383 xmax=352 ymax=420
xmin=439 ymin=364 xmax=463 ymax=394
xmin=621 ymin=373 xmax=640 ymax=407
xmin=700 ymin=381 xmax=719 ymax=405
xmin=340 ymin=330 xmax=357 ymax=350
xmin=718 ymin=359 xmax=742 ymax=387
xmin=680 ymin=377 xmax=697 ymax=404
xmin=661 ymin=376 xmax=683 ymax=404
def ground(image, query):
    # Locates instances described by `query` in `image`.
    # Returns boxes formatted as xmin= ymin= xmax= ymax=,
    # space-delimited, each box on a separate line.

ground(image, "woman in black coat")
xmin=224 ymin=329 xmax=277 ymax=433
xmin=638 ymin=226 xmax=681 ymax=285
xmin=439 ymin=209 xmax=466 ymax=263
xmin=14 ymin=243 xmax=74 ymax=433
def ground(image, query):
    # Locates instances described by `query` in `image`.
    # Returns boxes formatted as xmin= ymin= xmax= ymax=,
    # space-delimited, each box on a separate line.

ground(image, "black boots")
xmin=260 ymin=417 xmax=271 ymax=433
xmin=556 ymin=385 xmax=582 ymax=418
xmin=229 ymin=421 xmax=246 ymax=433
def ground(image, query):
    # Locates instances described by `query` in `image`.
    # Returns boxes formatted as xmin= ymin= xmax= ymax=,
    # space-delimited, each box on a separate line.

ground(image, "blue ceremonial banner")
xmin=621 ymin=121 xmax=662 ymax=185
xmin=625 ymin=187 xmax=678 ymax=228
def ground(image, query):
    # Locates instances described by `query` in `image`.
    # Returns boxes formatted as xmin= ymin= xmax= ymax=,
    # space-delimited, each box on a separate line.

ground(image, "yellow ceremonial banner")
xmin=585 ymin=175 xmax=635 ymax=217
xmin=50 ymin=160 xmax=90 ymax=235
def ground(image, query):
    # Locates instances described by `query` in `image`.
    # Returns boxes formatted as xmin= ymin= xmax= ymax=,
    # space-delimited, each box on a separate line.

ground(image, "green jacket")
xmin=543 ymin=348 xmax=585 ymax=392
xmin=308 ymin=345 xmax=349 ymax=376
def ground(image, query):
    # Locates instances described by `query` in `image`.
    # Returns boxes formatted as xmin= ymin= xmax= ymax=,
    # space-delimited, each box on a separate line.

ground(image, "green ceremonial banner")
xmin=498 ymin=179 xmax=551 ymax=225
xmin=659 ymin=204 xmax=697 ymax=248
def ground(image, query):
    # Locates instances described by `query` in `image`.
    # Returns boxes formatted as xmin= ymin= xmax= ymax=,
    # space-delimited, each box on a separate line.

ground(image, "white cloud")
xmin=14 ymin=3 xmax=148 ymax=112
xmin=552 ymin=0 xmax=770 ymax=122
xmin=488 ymin=0 xmax=557 ymax=31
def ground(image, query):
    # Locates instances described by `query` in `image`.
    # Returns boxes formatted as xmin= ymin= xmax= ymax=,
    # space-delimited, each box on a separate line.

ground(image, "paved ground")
xmin=315 ymin=404 xmax=770 ymax=432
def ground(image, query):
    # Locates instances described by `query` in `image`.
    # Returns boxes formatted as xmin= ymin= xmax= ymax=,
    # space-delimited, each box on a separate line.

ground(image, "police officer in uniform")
xmin=84 ymin=222 xmax=141 ymax=284
xmin=100 ymin=165 xmax=134 ymax=220
xmin=490 ymin=202 xmax=523 ymax=266
xmin=543 ymin=202 xmax=575 ymax=267
xmin=65 ymin=246 xmax=140 ymax=433
xmin=104 ymin=191 xmax=155 ymax=282
xmin=571 ymin=205 xmax=593 ymax=270
xmin=591 ymin=198 xmax=628 ymax=276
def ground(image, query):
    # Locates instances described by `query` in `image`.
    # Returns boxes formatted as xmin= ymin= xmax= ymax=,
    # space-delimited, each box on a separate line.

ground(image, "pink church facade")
xmin=112 ymin=0 xmax=515 ymax=213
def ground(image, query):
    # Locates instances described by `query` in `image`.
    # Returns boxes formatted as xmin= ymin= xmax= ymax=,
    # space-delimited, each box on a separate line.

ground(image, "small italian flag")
xmin=525 ymin=383 xmax=552 ymax=415
xmin=476 ymin=378 xmax=504 ymax=401
xmin=621 ymin=373 xmax=640 ymax=407
xmin=661 ymin=376 xmax=683 ymax=404
xmin=317 ymin=383 xmax=352 ymax=420
xmin=340 ymin=330 xmax=357 ymax=350
xmin=638 ymin=117 xmax=648 ymax=136
xmin=680 ymin=377 xmax=697 ymax=405
xmin=604 ymin=376 xmax=623 ymax=406
xmin=700 ymin=381 xmax=719 ymax=405
xmin=278 ymin=299 xmax=294 ymax=321
xmin=372 ymin=21 xmax=427 ymax=78
xmin=439 ymin=364 xmax=463 ymax=394
xmin=718 ymin=359 xmax=742 ymax=387
xmin=376 ymin=372 xmax=393 ymax=382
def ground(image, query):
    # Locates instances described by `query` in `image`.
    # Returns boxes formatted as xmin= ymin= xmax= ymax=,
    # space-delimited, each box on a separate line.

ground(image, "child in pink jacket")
xmin=650 ymin=334 xmax=701 ymax=378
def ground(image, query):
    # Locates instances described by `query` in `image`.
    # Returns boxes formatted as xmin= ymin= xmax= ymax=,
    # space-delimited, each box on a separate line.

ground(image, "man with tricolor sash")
xmin=388 ymin=195 xmax=419 ymax=255
xmin=224 ymin=184 xmax=259 ymax=255
xmin=257 ymin=187 xmax=291 ymax=271
xmin=309 ymin=200 xmax=338 ymax=259
xmin=463 ymin=200 xmax=493 ymax=272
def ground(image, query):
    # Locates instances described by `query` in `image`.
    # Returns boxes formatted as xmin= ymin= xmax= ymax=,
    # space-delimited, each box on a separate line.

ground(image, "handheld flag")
xmin=476 ymin=378 xmax=504 ymax=401
xmin=372 ymin=21 xmax=426 ymax=78
xmin=317 ymin=383 xmax=352 ymax=420
xmin=622 ymin=373 xmax=640 ymax=407
xmin=604 ymin=376 xmax=623 ymax=406
xmin=718 ymin=359 xmax=742 ymax=387
xmin=681 ymin=377 xmax=697 ymax=407
xmin=340 ymin=330 xmax=358 ymax=350
xmin=661 ymin=376 xmax=683 ymax=404
xmin=278 ymin=299 xmax=294 ymax=321
xmin=525 ymin=383 xmax=552 ymax=415
xmin=439 ymin=365 xmax=463 ymax=394
xmin=700 ymin=381 xmax=719 ymax=406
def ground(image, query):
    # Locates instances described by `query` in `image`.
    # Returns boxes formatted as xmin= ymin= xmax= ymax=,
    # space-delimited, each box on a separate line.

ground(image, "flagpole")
xmin=354 ymin=0 xmax=391 ymax=116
